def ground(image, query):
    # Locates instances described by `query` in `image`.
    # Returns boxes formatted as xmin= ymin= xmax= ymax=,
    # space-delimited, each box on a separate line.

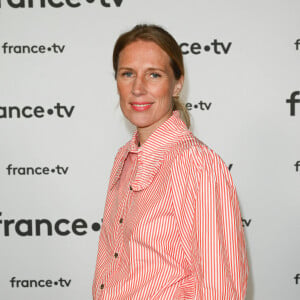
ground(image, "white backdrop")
xmin=1 ymin=1 xmax=300 ymax=299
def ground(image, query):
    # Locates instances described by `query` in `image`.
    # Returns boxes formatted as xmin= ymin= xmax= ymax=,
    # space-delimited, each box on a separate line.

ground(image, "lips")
xmin=130 ymin=102 xmax=153 ymax=112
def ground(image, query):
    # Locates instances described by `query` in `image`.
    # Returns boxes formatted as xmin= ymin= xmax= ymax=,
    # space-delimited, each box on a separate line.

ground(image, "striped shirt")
xmin=93 ymin=111 xmax=248 ymax=299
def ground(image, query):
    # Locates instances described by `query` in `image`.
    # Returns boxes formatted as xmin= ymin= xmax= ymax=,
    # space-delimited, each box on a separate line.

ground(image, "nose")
xmin=131 ymin=76 xmax=146 ymax=96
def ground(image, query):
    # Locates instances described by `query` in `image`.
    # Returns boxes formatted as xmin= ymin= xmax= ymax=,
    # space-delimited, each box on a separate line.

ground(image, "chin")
xmin=124 ymin=112 xmax=149 ymax=126
xmin=130 ymin=119 xmax=152 ymax=129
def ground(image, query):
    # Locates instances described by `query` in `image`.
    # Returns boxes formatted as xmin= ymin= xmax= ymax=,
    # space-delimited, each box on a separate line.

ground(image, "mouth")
xmin=130 ymin=102 xmax=153 ymax=112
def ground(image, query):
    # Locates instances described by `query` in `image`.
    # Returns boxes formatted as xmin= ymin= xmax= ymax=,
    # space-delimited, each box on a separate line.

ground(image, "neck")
xmin=137 ymin=127 xmax=152 ymax=145
xmin=137 ymin=111 xmax=173 ymax=145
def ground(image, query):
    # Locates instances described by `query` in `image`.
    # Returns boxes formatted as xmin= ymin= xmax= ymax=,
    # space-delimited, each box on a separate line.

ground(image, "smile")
xmin=131 ymin=103 xmax=152 ymax=112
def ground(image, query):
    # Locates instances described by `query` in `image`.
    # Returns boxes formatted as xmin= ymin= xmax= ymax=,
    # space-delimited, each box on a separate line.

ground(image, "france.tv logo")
xmin=0 ymin=0 xmax=124 ymax=8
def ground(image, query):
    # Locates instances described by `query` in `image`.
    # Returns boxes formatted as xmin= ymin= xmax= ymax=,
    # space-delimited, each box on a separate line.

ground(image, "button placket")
xmin=112 ymin=178 xmax=135 ymax=267
xmin=101 ymin=153 xmax=137 ymax=291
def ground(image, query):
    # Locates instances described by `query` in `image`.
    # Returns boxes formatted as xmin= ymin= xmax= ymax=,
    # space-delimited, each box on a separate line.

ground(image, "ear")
xmin=172 ymin=75 xmax=184 ymax=97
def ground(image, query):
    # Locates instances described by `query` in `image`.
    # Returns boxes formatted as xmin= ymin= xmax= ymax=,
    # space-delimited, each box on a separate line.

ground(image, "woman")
xmin=93 ymin=24 xmax=248 ymax=299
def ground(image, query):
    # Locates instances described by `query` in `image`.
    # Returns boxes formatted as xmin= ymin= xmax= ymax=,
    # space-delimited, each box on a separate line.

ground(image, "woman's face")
xmin=116 ymin=40 xmax=183 ymax=137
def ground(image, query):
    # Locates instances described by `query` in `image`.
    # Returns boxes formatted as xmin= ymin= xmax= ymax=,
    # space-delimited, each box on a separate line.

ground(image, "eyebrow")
xmin=146 ymin=67 xmax=166 ymax=73
xmin=117 ymin=67 xmax=167 ymax=73
xmin=117 ymin=67 xmax=133 ymax=71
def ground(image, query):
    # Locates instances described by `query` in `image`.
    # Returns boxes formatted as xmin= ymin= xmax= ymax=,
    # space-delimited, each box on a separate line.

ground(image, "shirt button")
xmin=119 ymin=218 xmax=123 ymax=224
xmin=114 ymin=252 xmax=118 ymax=258
xmin=100 ymin=284 xmax=104 ymax=289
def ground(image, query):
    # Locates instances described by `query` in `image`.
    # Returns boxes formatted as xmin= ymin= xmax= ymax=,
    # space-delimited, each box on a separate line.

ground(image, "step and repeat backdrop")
xmin=0 ymin=0 xmax=299 ymax=299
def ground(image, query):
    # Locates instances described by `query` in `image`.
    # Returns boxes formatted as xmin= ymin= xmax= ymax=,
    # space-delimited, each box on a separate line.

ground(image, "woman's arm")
xmin=172 ymin=147 xmax=248 ymax=299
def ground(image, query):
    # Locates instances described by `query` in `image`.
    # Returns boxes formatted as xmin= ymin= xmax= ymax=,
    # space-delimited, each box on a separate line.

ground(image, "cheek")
xmin=117 ymin=81 xmax=123 ymax=95
xmin=117 ymin=82 xmax=129 ymax=100
xmin=152 ymin=82 xmax=174 ymax=100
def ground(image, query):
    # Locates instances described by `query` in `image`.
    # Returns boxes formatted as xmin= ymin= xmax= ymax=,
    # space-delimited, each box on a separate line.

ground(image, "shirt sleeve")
xmin=172 ymin=148 xmax=248 ymax=299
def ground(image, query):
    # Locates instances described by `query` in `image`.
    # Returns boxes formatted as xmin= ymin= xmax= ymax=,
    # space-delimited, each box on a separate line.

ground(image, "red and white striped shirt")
xmin=93 ymin=111 xmax=248 ymax=299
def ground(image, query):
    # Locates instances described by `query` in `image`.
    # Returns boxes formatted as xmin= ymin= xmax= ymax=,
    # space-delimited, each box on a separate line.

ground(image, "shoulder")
xmin=114 ymin=140 xmax=131 ymax=160
xmin=170 ymin=132 xmax=232 ymax=184
xmin=172 ymin=133 xmax=224 ymax=169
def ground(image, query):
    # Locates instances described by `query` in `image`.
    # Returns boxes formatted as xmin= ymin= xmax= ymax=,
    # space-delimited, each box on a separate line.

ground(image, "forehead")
xmin=118 ymin=40 xmax=170 ymax=67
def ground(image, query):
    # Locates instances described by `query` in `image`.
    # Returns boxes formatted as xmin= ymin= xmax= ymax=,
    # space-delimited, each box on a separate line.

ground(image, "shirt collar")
xmin=111 ymin=111 xmax=190 ymax=191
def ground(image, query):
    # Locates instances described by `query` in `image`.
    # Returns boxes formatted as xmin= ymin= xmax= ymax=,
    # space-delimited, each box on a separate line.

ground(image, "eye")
xmin=121 ymin=71 xmax=133 ymax=78
xmin=150 ymin=72 xmax=161 ymax=79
